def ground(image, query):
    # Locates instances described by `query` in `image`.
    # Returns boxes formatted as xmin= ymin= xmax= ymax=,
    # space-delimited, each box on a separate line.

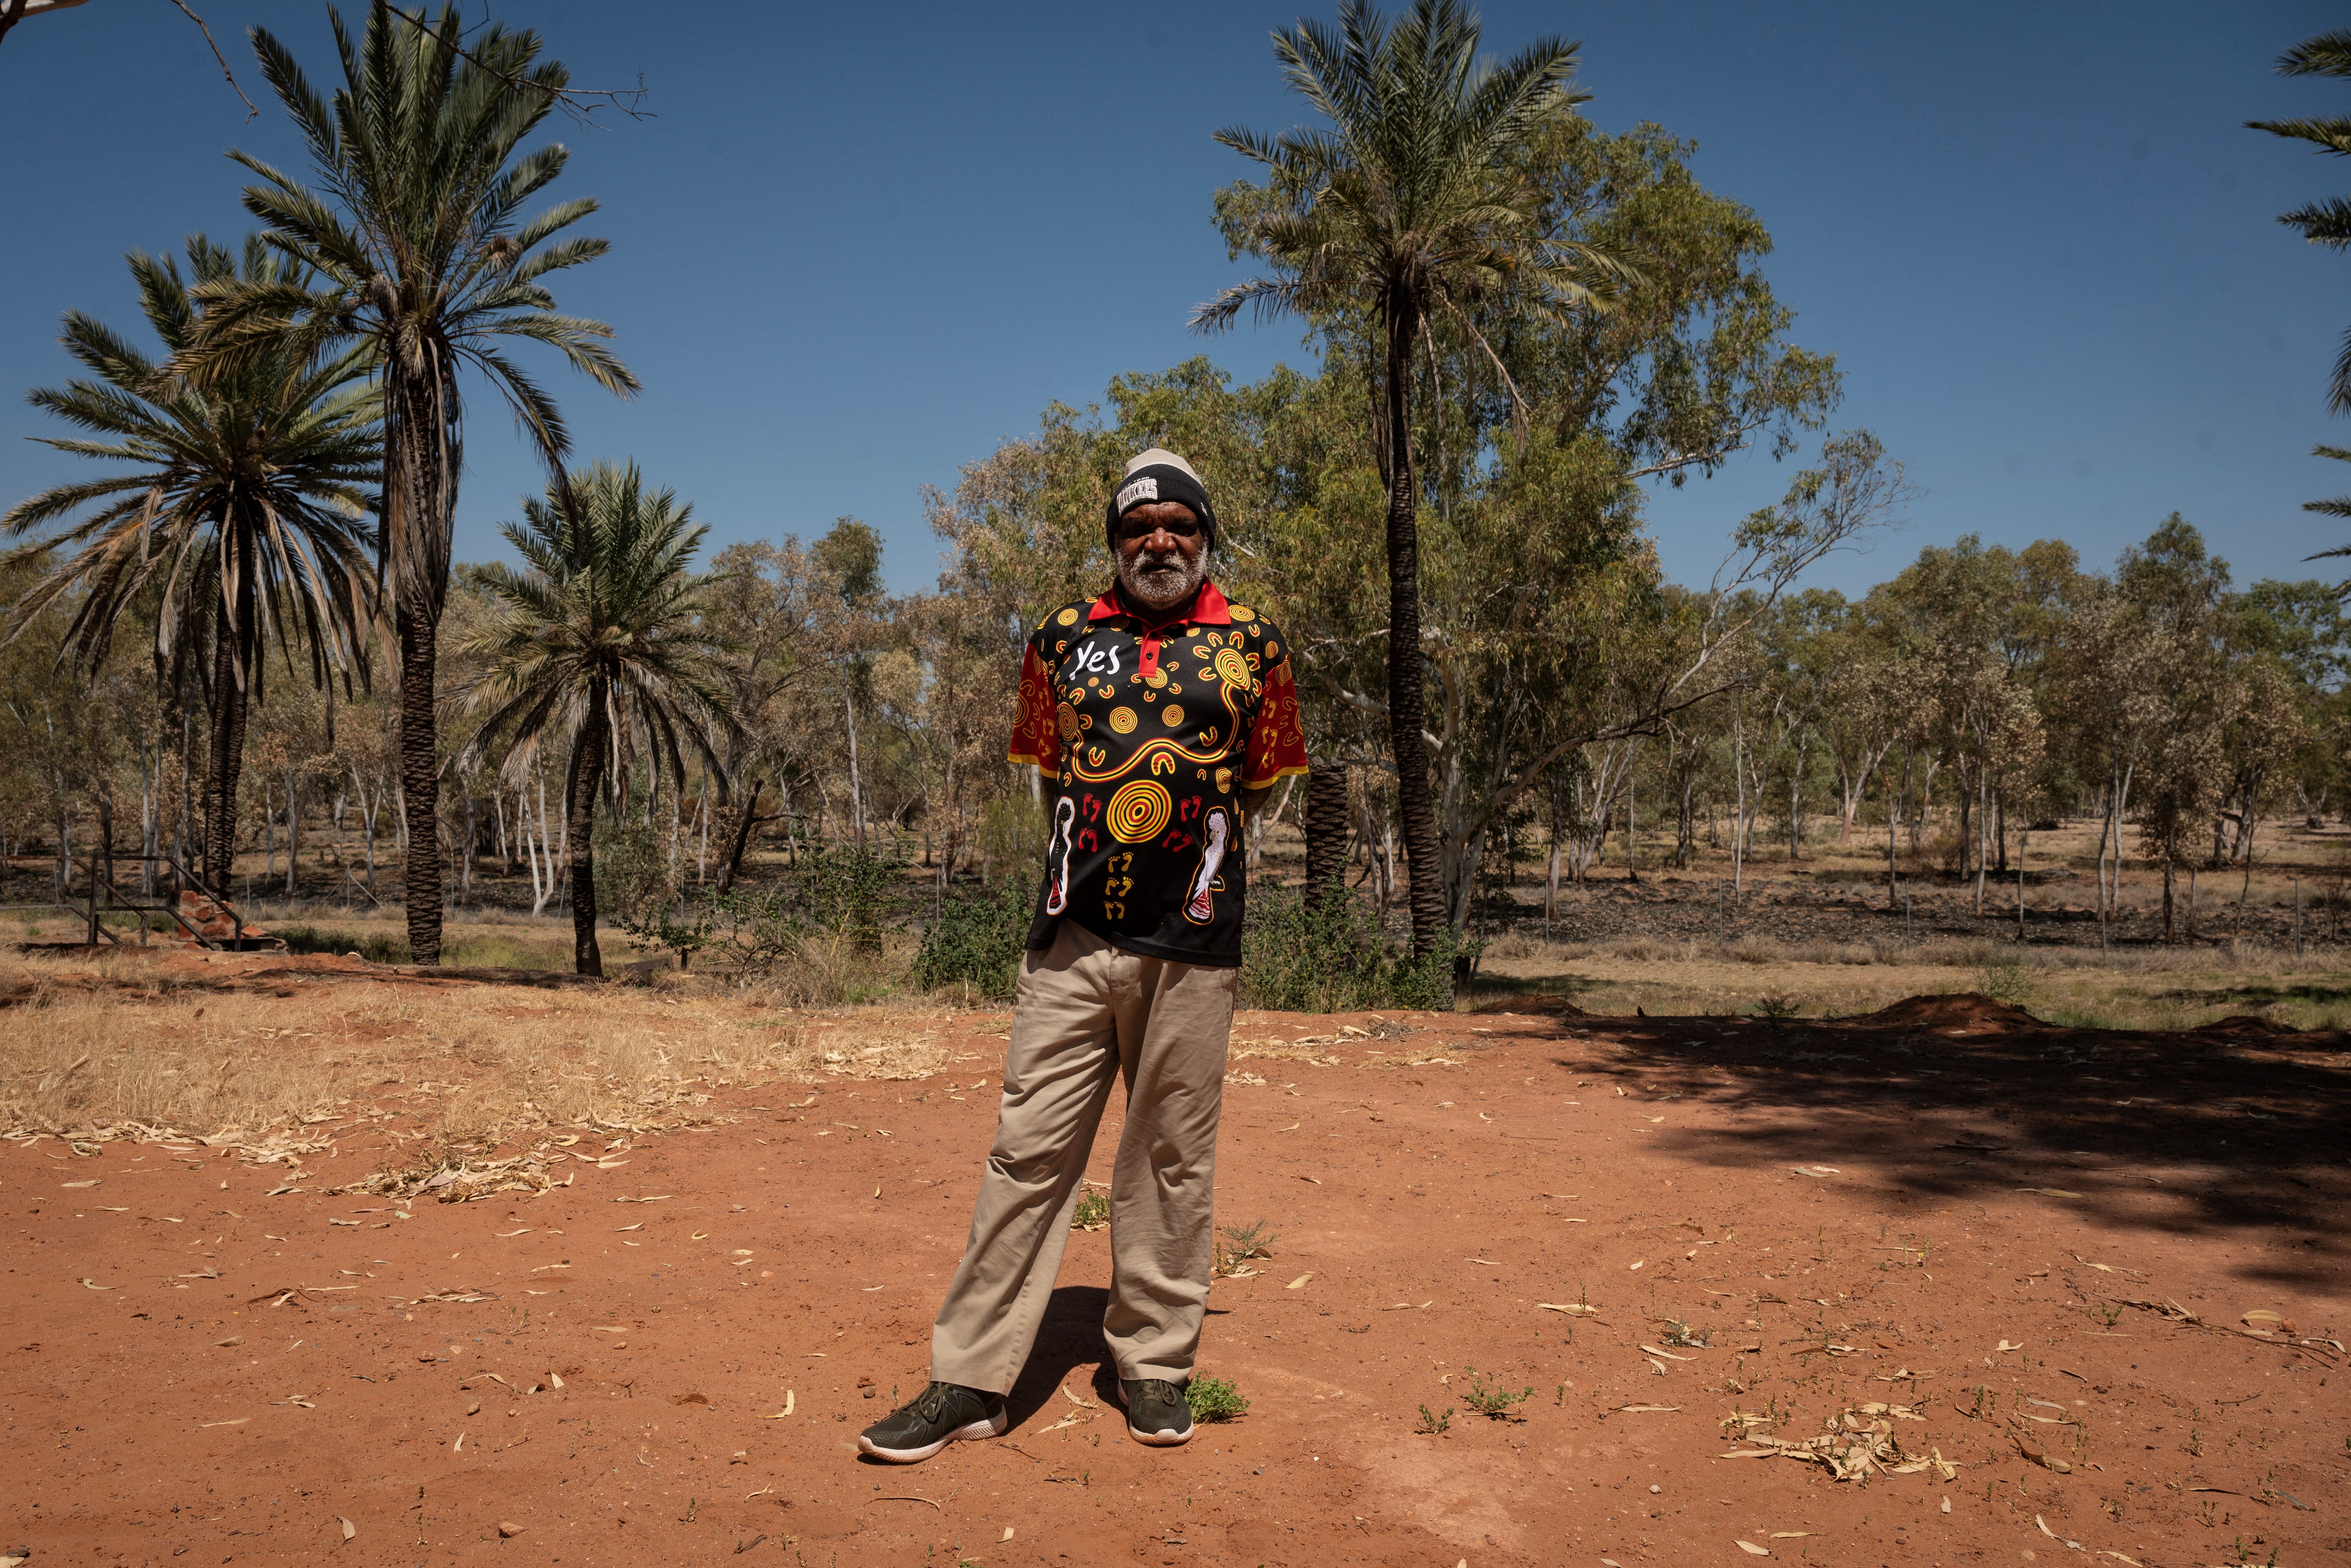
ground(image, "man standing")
xmin=859 ymin=449 xmax=1307 ymax=1462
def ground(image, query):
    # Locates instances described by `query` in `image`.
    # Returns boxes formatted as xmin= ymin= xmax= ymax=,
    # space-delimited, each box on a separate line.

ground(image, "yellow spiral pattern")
xmin=1213 ymin=647 xmax=1254 ymax=692
xmin=1056 ymin=702 xmax=1080 ymax=740
xmin=1108 ymin=706 xmax=1137 ymax=735
xmin=1161 ymin=704 xmax=1187 ymax=728
xmin=1107 ymin=779 xmax=1173 ymax=844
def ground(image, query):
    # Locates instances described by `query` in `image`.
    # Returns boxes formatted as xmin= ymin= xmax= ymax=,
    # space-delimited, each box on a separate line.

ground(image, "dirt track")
xmin=6 ymin=981 xmax=2348 ymax=1567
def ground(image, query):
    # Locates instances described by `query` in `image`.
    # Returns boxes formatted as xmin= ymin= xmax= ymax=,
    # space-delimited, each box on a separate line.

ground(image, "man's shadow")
xmin=1001 ymin=1286 xmax=1233 ymax=1431
xmin=1005 ymin=1285 xmax=1116 ymax=1429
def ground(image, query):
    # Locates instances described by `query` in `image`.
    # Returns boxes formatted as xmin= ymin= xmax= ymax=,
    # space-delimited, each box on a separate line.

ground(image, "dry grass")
xmin=0 ymin=945 xmax=962 ymax=1156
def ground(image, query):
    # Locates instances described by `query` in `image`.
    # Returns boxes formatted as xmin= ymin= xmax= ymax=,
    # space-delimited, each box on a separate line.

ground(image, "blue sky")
xmin=3 ymin=0 xmax=2347 ymax=600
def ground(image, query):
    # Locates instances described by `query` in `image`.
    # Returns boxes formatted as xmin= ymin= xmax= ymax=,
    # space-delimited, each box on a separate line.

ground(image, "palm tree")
xmin=2 ymin=235 xmax=379 ymax=888
xmin=453 ymin=462 xmax=740 ymax=977
xmin=180 ymin=3 xmax=637 ymax=964
xmin=2251 ymin=29 xmax=2351 ymax=415
xmin=1194 ymin=0 xmax=1629 ymax=965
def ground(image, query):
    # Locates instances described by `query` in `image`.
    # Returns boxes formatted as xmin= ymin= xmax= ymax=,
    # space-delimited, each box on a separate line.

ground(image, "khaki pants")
xmin=930 ymin=920 xmax=1237 ymax=1394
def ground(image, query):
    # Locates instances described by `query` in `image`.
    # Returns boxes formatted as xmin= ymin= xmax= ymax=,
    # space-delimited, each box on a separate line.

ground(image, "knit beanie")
xmin=1104 ymin=448 xmax=1217 ymax=551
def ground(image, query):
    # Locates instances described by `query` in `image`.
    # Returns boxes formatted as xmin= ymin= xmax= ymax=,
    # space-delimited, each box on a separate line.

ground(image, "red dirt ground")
xmin=6 ymin=983 xmax=2349 ymax=1568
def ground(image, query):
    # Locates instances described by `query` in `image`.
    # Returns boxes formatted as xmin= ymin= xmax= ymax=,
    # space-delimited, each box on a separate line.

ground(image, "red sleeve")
xmin=1241 ymin=657 xmax=1310 ymax=790
xmin=1007 ymin=643 xmax=1058 ymax=774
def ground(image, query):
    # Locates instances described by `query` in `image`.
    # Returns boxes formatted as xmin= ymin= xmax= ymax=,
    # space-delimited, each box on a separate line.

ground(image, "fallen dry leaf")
xmin=1060 ymin=1383 xmax=1097 ymax=1409
xmin=79 ymin=1278 xmax=111 ymax=1291
xmin=1995 ymin=1340 xmax=2024 ymax=1352
xmin=1538 ymin=1302 xmax=1600 ymax=1316
xmin=2020 ymin=1187 xmax=2083 ymax=1199
xmin=1736 ymin=1543 xmax=1770 ymax=1557
xmin=1001 ymin=1527 xmax=1015 ymax=1541
xmin=1618 ymin=1404 xmax=1679 ymax=1412
xmin=338 ymin=1516 xmax=355 ymax=1541
xmin=1286 ymin=1273 xmax=1313 ymax=1290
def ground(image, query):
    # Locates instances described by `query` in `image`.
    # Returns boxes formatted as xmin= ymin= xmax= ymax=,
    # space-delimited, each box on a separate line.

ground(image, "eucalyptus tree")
xmin=181 ymin=3 xmax=635 ymax=963
xmin=452 ymin=462 xmax=739 ymax=978
xmin=2 ymin=235 xmax=379 ymax=887
xmin=1196 ymin=0 xmax=1631 ymax=963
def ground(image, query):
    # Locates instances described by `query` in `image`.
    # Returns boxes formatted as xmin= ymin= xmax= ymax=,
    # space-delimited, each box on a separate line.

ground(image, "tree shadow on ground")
xmin=2152 ymin=981 xmax=2351 ymax=1009
xmin=1534 ymin=996 xmax=2351 ymax=1291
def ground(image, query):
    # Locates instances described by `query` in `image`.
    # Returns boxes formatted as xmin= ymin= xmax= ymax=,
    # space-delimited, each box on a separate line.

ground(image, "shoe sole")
xmin=856 ymin=1409 xmax=1006 ymax=1464
xmin=1127 ymin=1420 xmax=1194 ymax=1447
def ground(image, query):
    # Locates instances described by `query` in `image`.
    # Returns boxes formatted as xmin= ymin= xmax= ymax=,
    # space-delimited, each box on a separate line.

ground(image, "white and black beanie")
xmin=1104 ymin=448 xmax=1217 ymax=551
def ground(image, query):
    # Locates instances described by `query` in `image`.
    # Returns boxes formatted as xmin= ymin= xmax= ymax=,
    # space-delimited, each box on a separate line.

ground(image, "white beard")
xmin=1117 ymin=547 xmax=1207 ymax=611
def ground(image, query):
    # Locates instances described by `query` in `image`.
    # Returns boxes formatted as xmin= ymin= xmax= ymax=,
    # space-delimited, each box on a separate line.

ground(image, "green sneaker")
xmin=1120 ymin=1377 xmax=1194 ymax=1446
xmin=856 ymin=1381 xmax=1006 ymax=1463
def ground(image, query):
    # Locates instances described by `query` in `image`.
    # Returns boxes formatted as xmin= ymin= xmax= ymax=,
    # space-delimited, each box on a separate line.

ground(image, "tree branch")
xmin=383 ymin=4 xmax=653 ymax=126
xmin=164 ymin=0 xmax=257 ymax=119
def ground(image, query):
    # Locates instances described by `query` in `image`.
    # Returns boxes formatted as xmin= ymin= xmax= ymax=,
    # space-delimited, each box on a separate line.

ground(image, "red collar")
xmin=1088 ymin=579 xmax=1231 ymax=629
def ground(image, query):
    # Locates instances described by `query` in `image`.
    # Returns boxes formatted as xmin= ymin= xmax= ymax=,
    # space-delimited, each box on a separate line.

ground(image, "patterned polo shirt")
xmin=1007 ymin=580 xmax=1309 ymax=967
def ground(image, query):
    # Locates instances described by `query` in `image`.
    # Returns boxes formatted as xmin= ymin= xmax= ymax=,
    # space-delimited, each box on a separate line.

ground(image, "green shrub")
xmin=1240 ymin=881 xmax=1461 ymax=1012
xmin=914 ymin=880 xmax=1033 ymax=999
xmin=1186 ymin=1376 xmax=1248 ymax=1423
xmin=1070 ymin=1190 xmax=1111 ymax=1230
xmin=597 ymin=818 xmax=674 ymax=933
xmin=795 ymin=844 xmax=900 ymax=953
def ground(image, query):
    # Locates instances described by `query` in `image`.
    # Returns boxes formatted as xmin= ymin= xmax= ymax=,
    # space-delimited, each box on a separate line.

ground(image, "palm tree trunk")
xmin=201 ymin=604 xmax=253 ymax=888
xmin=566 ymin=685 xmax=610 ymax=976
xmin=397 ymin=605 xmax=444 ymax=963
xmin=1380 ymin=292 xmax=1446 ymax=966
xmin=1302 ymin=760 xmax=1350 ymax=913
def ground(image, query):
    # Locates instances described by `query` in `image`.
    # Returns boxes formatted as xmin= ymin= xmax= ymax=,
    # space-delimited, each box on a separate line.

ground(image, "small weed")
xmin=1415 ymin=1403 xmax=1453 ymax=1435
xmin=2097 ymin=1301 xmax=2123 ymax=1329
xmin=1754 ymin=993 xmax=1802 ymax=1022
xmin=1657 ymin=1318 xmax=1710 ymax=1348
xmin=1214 ymin=1218 xmax=1276 ymax=1276
xmin=1186 ymin=1376 xmax=1248 ymax=1423
xmin=1070 ymin=1191 xmax=1111 ymax=1230
xmin=1554 ymin=1382 xmax=1566 ymax=1406
xmin=1460 ymin=1366 xmax=1533 ymax=1420
xmin=2184 ymin=1427 xmax=2205 ymax=1458
xmin=1971 ymin=954 xmax=2036 ymax=1008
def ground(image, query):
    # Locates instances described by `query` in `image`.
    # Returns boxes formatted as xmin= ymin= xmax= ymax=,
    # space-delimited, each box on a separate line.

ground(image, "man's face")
xmin=1115 ymin=500 xmax=1208 ymax=611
